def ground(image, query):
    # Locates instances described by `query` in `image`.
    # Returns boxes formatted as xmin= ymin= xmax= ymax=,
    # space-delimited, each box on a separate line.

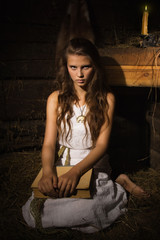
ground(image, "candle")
xmin=141 ymin=5 xmax=149 ymax=35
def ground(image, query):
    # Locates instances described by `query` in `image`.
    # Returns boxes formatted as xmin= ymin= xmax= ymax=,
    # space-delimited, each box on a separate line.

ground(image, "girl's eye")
xmin=70 ymin=66 xmax=76 ymax=70
xmin=83 ymin=66 xmax=89 ymax=70
xmin=83 ymin=65 xmax=92 ymax=70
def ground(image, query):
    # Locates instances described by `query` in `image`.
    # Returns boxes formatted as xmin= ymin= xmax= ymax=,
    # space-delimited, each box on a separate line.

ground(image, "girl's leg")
xmin=115 ymin=174 xmax=150 ymax=198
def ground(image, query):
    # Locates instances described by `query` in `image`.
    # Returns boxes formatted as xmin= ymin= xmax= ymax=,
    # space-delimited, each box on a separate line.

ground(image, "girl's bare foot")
xmin=116 ymin=174 xmax=150 ymax=198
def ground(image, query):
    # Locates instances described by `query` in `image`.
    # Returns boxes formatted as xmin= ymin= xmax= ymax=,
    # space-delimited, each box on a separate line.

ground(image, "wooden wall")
xmin=0 ymin=0 xmax=65 ymax=151
xmin=146 ymin=101 xmax=160 ymax=170
xmin=0 ymin=0 xmax=160 ymax=171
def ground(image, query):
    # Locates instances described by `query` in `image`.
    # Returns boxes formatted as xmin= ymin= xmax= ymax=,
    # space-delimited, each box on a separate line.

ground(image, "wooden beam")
xmin=106 ymin=65 xmax=160 ymax=87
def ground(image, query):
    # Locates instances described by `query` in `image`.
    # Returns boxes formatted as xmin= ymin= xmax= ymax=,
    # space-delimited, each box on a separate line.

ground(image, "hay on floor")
xmin=0 ymin=151 xmax=160 ymax=240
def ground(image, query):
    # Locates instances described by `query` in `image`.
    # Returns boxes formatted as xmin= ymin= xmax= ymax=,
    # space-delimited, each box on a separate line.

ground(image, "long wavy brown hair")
xmin=55 ymin=38 xmax=111 ymax=146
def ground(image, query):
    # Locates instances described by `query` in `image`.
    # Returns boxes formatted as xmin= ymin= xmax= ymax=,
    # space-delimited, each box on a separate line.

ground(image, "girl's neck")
xmin=74 ymin=86 xmax=86 ymax=106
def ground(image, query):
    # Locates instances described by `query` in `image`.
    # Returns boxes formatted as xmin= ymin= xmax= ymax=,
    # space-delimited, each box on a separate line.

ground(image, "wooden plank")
xmin=107 ymin=66 xmax=160 ymax=70
xmin=1 ymin=79 xmax=54 ymax=120
xmin=150 ymin=133 xmax=160 ymax=152
xmin=0 ymin=60 xmax=55 ymax=78
xmin=1 ymin=62 xmax=160 ymax=86
xmin=146 ymin=111 xmax=160 ymax=133
xmin=1 ymin=44 xmax=160 ymax=86
xmin=0 ymin=119 xmax=45 ymax=152
xmin=101 ymin=48 xmax=160 ymax=86
xmin=147 ymin=103 xmax=160 ymax=119
xmin=3 ymin=79 xmax=54 ymax=100
xmin=0 ymin=23 xmax=58 ymax=42
xmin=106 ymin=65 xmax=160 ymax=87
xmin=150 ymin=149 xmax=160 ymax=170
xmin=0 ymin=42 xmax=56 ymax=60
xmin=0 ymin=0 xmax=65 ymax=26
xmin=3 ymin=99 xmax=46 ymax=120
xmin=0 ymin=81 xmax=5 ymax=120
xmin=100 ymin=47 xmax=160 ymax=66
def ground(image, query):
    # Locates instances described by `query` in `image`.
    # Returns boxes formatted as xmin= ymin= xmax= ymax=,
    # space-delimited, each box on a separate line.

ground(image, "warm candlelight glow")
xmin=141 ymin=5 xmax=149 ymax=35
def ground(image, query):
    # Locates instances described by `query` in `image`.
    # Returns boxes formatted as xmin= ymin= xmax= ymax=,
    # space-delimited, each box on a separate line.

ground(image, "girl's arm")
xmin=38 ymin=91 xmax=59 ymax=197
xmin=58 ymin=92 xmax=115 ymax=198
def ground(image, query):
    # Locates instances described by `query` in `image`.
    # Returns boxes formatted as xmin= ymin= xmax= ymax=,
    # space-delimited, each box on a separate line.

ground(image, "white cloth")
xmin=57 ymin=104 xmax=92 ymax=166
xmin=22 ymin=104 xmax=127 ymax=233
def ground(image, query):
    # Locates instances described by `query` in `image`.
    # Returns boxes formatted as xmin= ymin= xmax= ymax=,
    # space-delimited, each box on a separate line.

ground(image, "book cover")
xmin=31 ymin=166 xmax=92 ymax=199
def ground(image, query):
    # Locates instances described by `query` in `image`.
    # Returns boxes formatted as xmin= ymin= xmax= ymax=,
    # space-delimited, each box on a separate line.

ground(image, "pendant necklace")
xmin=76 ymin=102 xmax=86 ymax=123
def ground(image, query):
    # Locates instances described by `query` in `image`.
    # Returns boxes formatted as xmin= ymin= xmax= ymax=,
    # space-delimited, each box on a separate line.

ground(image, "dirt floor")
xmin=0 ymin=151 xmax=160 ymax=240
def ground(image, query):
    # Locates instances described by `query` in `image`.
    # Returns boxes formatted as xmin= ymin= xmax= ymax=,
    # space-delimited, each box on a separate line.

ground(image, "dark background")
xmin=0 ymin=0 xmax=160 ymax=173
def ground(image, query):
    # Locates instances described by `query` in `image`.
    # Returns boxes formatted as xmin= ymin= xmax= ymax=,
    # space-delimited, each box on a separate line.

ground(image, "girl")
xmin=22 ymin=38 xmax=148 ymax=233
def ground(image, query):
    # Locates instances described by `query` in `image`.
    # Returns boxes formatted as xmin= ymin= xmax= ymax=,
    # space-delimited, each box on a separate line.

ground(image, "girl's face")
xmin=67 ymin=54 xmax=94 ymax=89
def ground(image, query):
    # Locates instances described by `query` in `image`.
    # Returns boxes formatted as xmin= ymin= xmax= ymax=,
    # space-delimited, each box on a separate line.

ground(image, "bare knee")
xmin=116 ymin=174 xmax=128 ymax=183
xmin=115 ymin=174 xmax=130 ymax=188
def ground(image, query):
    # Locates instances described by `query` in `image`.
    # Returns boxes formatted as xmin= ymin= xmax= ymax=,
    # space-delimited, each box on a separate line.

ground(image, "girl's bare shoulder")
xmin=47 ymin=91 xmax=59 ymax=109
xmin=106 ymin=92 xmax=115 ymax=107
xmin=47 ymin=91 xmax=59 ymax=103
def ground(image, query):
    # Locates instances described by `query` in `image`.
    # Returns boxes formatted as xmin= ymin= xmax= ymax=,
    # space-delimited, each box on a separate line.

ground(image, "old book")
xmin=31 ymin=166 xmax=92 ymax=199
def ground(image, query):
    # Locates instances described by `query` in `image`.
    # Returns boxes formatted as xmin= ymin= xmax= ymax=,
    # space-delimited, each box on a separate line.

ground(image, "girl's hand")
xmin=58 ymin=167 xmax=81 ymax=198
xmin=38 ymin=168 xmax=59 ymax=198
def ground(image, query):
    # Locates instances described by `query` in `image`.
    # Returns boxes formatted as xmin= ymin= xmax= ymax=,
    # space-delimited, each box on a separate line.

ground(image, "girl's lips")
xmin=77 ymin=79 xmax=85 ymax=83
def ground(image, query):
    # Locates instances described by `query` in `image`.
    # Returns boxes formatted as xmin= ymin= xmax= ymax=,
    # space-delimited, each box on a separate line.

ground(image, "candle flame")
xmin=145 ymin=5 xmax=148 ymax=11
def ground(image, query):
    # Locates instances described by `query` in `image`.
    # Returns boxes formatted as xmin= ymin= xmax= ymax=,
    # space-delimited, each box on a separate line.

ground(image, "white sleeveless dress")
xmin=22 ymin=104 xmax=127 ymax=233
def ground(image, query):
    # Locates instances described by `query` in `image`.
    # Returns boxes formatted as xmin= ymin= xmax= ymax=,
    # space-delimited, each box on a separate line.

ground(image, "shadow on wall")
xmin=109 ymin=85 xmax=150 ymax=176
xmin=101 ymin=56 xmax=150 ymax=175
